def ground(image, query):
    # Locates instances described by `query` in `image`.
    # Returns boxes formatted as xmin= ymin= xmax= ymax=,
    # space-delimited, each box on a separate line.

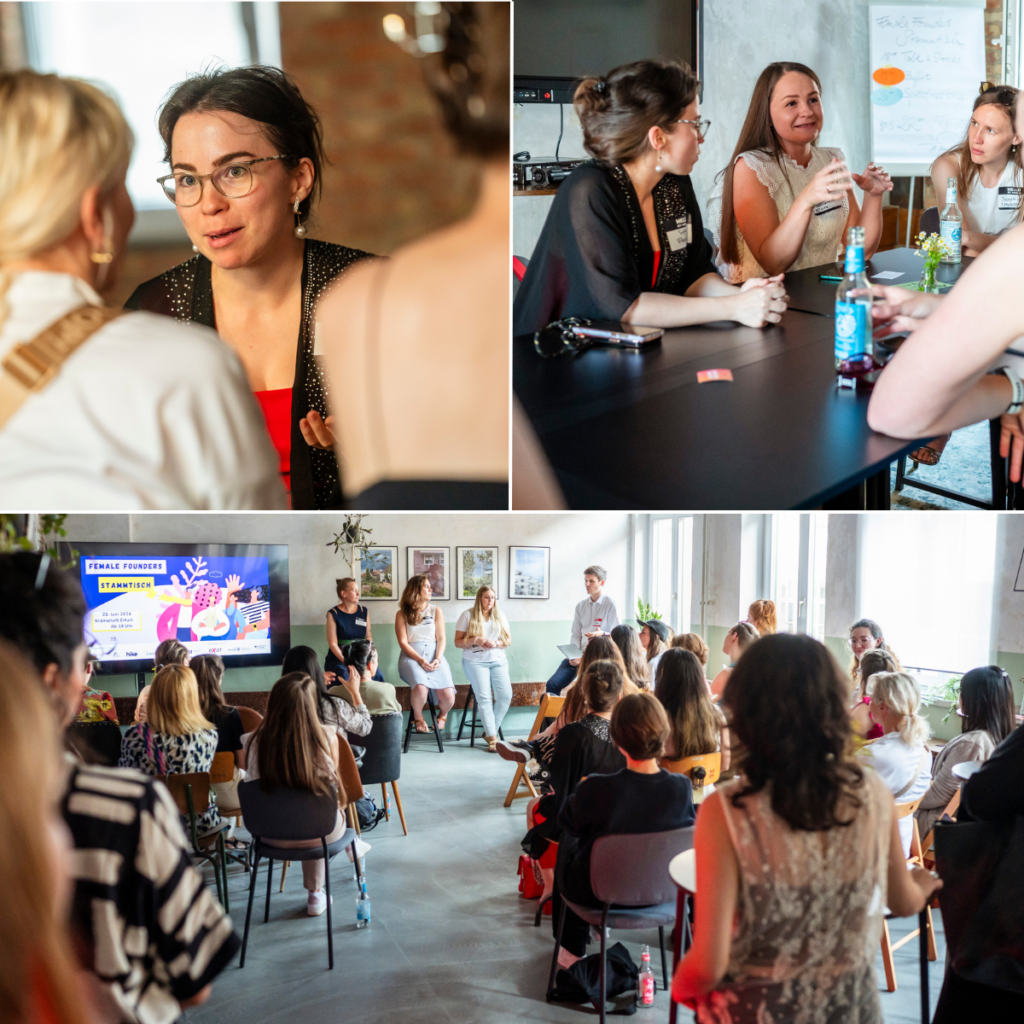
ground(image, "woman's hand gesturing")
xmin=851 ymin=163 xmax=893 ymax=197
xmin=799 ymin=157 xmax=854 ymax=211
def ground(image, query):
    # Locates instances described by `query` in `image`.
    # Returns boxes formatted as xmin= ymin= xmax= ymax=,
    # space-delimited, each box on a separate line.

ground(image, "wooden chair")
xmin=662 ymin=752 xmax=722 ymax=803
xmin=879 ymin=798 xmax=937 ymax=992
xmin=232 ymin=705 xmax=263 ymax=734
xmin=158 ymin=771 xmax=230 ymax=910
xmin=210 ymin=751 xmax=242 ymax=825
xmin=503 ymin=694 xmax=564 ymax=808
xmin=280 ymin=733 xmax=365 ymax=892
xmin=920 ymin=787 xmax=960 ymax=871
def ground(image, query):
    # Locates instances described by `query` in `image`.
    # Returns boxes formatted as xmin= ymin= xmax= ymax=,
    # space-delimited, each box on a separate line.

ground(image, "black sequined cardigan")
xmin=125 ymin=239 xmax=373 ymax=509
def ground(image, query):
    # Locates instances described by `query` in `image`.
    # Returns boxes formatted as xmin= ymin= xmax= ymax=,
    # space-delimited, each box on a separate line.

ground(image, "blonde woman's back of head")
xmin=0 ymin=70 xmax=132 ymax=319
xmin=148 ymin=664 xmax=213 ymax=737
xmin=871 ymin=671 xmax=930 ymax=748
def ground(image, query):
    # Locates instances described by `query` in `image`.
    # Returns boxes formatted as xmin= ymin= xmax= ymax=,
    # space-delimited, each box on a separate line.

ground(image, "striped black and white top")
xmin=62 ymin=757 xmax=240 ymax=1024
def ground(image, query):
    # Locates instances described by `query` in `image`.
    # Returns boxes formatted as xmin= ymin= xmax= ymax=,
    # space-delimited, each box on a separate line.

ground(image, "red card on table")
xmin=697 ymin=368 xmax=733 ymax=383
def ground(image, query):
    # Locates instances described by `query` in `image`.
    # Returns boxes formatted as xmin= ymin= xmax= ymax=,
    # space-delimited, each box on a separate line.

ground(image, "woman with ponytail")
xmin=513 ymin=59 xmax=788 ymax=335
xmin=859 ymin=671 xmax=932 ymax=856
xmin=0 ymin=70 xmax=282 ymax=509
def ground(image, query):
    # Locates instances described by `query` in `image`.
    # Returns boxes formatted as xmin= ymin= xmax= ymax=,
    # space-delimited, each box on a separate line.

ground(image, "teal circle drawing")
xmin=871 ymin=87 xmax=903 ymax=106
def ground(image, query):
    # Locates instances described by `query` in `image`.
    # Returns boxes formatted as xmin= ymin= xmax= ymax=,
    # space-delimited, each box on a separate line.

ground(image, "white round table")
xmin=951 ymin=760 xmax=982 ymax=782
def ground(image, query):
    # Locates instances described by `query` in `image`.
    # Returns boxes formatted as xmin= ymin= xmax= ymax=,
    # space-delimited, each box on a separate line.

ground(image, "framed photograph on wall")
xmin=359 ymin=546 xmax=398 ymax=600
xmin=509 ymin=546 xmax=550 ymax=600
xmin=456 ymin=546 xmax=499 ymax=600
xmin=407 ymin=546 xmax=450 ymax=600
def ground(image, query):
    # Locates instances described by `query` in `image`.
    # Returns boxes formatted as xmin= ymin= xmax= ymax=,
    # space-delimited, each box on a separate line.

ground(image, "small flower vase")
xmin=919 ymin=259 xmax=940 ymax=293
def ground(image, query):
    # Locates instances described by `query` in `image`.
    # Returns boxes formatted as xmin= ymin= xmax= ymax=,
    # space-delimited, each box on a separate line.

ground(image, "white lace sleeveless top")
xmin=405 ymin=605 xmax=437 ymax=645
xmin=713 ymin=769 xmax=889 ymax=1004
xmin=707 ymin=147 xmax=850 ymax=283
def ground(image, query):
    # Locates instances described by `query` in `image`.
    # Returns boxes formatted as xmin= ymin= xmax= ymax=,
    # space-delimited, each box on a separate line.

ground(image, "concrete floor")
xmin=890 ymin=420 xmax=991 ymax=511
xmin=183 ymin=734 xmax=946 ymax=1024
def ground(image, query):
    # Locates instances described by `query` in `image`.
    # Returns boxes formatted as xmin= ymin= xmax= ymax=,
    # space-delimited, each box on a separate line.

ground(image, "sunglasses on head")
xmin=980 ymin=82 xmax=1017 ymax=104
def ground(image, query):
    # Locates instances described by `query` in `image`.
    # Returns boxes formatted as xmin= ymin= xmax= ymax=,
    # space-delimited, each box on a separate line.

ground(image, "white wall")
xmin=63 ymin=513 xmax=632 ymax=627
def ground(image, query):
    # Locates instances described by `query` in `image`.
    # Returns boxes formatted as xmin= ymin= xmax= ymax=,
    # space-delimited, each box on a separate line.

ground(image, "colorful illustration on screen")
xmin=80 ymin=554 xmax=272 ymax=663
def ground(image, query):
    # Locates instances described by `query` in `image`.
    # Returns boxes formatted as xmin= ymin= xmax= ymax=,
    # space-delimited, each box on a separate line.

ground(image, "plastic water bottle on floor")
xmin=638 ymin=945 xmax=655 ymax=1008
xmin=356 ymin=880 xmax=371 ymax=928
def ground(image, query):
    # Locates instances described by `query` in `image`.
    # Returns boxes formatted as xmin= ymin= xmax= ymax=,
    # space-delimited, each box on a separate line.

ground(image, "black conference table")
xmin=514 ymin=248 xmax=975 ymax=510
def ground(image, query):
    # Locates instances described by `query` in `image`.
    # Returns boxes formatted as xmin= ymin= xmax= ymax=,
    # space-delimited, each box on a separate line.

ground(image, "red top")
xmin=652 ymin=249 xmax=661 ymax=288
xmin=254 ymin=388 xmax=292 ymax=497
xmin=861 ymin=695 xmax=883 ymax=740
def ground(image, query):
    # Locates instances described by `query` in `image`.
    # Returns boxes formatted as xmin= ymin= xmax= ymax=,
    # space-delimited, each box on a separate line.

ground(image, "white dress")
xmin=697 ymin=771 xmax=890 ymax=1024
xmin=398 ymin=605 xmax=455 ymax=690
xmin=707 ymin=147 xmax=850 ymax=283
xmin=0 ymin=271 xmax=286 ymax=509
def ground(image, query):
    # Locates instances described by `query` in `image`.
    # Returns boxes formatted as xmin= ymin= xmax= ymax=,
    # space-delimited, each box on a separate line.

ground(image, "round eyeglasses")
xmin=156 ymin=155 xmax=296 ymax=207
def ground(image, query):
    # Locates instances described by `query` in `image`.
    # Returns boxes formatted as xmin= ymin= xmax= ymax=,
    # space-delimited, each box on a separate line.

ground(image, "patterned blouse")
xmin=119 ymin=724 xmax=221 ymax=836
xmin=125 ymin=238 xmax=375 ymax=509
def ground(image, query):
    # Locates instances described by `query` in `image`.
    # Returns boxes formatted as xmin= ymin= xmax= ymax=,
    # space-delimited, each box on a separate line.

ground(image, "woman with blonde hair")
xmin=0 ymin=641 xmax=96 ymax=1024
xmin=134 ymin=637 xmax=190 ymax=724
xmin=859 ymin=671 xmax=932 ymax=857
xmin=242 ymin=672 xmax=350 ymax=916
xmin=454 ymin=584 xmax=512 ymax=750
xmin=119 ymin=664 xmax=223 ymax=836
xmin=396 ymin=573 xmax=456 ymax=733
xmin=747 ymin=599 xmax=776 ymax=635
xmin=671 ymin=631 xmax=710 ymax=668
xmin=849 ymin=648 xmax=897 ymax=739
xmin=0 ymin=70 xmax=282 ymax=509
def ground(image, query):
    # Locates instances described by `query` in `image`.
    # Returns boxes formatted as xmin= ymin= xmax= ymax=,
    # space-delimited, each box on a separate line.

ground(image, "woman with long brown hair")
xmin=513 ymin=58 xmax=787 ymax=335
xmin=192 ymin=653 xmax=245 ymax=807
xmin=672 ymin=635 xmax=940 ymax=1019
xmin=709 ymin=61 xmax=892 ymax=283
xmin=0 ymin=642 xmax=96 ymax=1024
xmin=118 ymin=664 xmax=223 ymax=836
xmin=243 ymin=672 xmax=349 ymax=917
xmin=611 ymin=624 xmax=651 ymax=690
xmin=396 ymin=573 xmax=456 ymax=733
xmin=655 ymin=647 xmax=730 ymax=769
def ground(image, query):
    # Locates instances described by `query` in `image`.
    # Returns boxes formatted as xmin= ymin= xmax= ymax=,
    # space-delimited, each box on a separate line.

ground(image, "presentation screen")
xmin=76 ymin=543 xmax=290 ymax=674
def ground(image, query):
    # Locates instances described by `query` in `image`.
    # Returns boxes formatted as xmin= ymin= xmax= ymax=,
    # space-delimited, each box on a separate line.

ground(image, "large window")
xmin=857 ymin=514 xmax=997 ymax=697
xmin=767 ymin=513 xmax=828 ymax=639
xmin=637 ymin=514 xmax=694 ymax=634
xmin=23 ymin=2 xmax=280 ymax=238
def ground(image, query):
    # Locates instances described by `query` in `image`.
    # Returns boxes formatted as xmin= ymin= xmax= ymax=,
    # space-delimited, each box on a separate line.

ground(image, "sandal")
xmin=413 ymin=717 xmax=429 ymax=733
xmin=436 ymin=714 xmax=448 ymax=729
xmin=909 ymin=446 xmax=941 ymax=466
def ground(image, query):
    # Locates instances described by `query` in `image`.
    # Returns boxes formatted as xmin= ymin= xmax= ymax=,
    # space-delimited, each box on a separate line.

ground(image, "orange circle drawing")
xmin=873 ymin=65 xmax=905 ymax=87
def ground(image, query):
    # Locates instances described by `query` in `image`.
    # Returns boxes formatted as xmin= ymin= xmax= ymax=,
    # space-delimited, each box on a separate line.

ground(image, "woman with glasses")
xmin=708 ymin=62 xmax=892 ymax=283
xmin=513 ymin=59 xmax=788 ymax=336
xmin=126 ymin=66 xmax=373 ymax=509
xmin=847 ymin=618 xmax=900 ymax=691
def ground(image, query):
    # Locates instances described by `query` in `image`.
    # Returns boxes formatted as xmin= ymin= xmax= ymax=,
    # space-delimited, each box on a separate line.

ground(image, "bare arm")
xmin=454 ymin=629 xmax=471 ymax=649
xmin=719 ymin=726 xmax=731 ymax=773
xmin=364 ymin=608 xmax=372 ymax=643
xmin=621 ymin=273 xmax=787 ymax=329
xmin=434 ymin=608 xmax=446 ymax=661
xmin=326 ymin=612 xmax=345 ymax=665
xmin=672 ymin=791 xmax=739 ymax=1003
xmin=866 ymin=229 xmax=1024 ymax=440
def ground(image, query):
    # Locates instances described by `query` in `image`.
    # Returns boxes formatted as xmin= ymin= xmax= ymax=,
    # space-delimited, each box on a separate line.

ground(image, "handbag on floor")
xmin=518 ymin=854 xmax=544 ymax=899
xmin=934 ymin=815 xmax=1024 ymax=994
xmin=549 ymin=941 xmax=639 ymax=1014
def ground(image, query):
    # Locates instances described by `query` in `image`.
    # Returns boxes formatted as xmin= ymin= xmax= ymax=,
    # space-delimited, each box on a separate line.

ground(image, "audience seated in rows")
xmin=849 ymin=649 xmax=897 ymax=740
xmin=329 ymin=639 xmax=401 ymax=715
xmin=243 ymin=673 xmax=351 ymax=917
xmin=119 ymin=664 xmax=227 ymax=839
xmin=673 ymin=634 xmax=940 ymax=1019
xmin=522 ymin=661 xmax=628 ymax=906
xmin=68 ymin=654 xmax=122 ymax=766
xmin=857 ymin=671 xmax=932 ymax=857
xmin=553 ymin=691 xmax=696 ymax=968
xmin=282 ymin=645 xmax=371 ymax=743
xmin=134 ymin=638 xmax=190 ymax=723
xmin=916 ymin=665 xmax=1016 ymax=839
xmin=654 ymin=648 xmax=731 ymax=770
xmin=0 ymin=552 xmax=237 ymax=1020
xmin=710 ymin=622 xmax=758 ymax=699
xmin=610 ymin=624 xmax=652 ymax=690
xmin=193 ymin=653 xmax=246 ymax=808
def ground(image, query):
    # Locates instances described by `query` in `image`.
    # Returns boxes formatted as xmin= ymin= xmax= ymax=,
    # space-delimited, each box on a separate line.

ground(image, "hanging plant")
xmin=0 ymin=514 xmax=78 ymax=566
xmin=327 ymin=515 xmax=375 ymax=578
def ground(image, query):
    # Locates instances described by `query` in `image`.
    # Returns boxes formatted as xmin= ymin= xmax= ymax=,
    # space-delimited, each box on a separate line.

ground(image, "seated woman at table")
xmin=512 ymin=59 xmax=788 ymax=336
xmin=708 ymin=61 xmax=892 ymax=283
xmin=849 ymin=648 xmax=897 ymax=740
xmin=858 ymin=671 xmax=932 ymax=857
xmin=552 ymin=691 xmax=696 ymax=967
xmin=655 ymin=648 xmax=730 ymax=770
xmin=709 ymin=622 xmax=758 ymax=699
xmin=915 ymin=665 xmax=1016 ymax=839
xmin=672 ymin=634 xmax=941 ymax=1019
xmin=866 ymin=91 xmax=1024 ymax=476
xmin=932 ymin=85 xmax=1022 ymax=259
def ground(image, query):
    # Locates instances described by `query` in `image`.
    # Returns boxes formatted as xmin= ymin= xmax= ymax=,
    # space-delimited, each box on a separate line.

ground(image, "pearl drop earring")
xmin=192 ymin=244 xmax=199 ymax=254
xmin=293 ymin=197 xmax=307 ymax=238
xmin=654 ymin=150 xmax=663 ymax=173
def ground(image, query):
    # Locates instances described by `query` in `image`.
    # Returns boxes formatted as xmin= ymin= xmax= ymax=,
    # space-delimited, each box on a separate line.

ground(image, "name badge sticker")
xmin=998 ymin=186 xmax=1023 ymax=211
xmin=664 ymin=213 xmax=692 ymax=252
xmin=355 ymin=618 xmax=367 ymax=627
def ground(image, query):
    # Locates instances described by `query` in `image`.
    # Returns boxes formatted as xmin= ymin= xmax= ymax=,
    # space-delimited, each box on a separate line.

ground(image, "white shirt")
xmin=0 ymin=272 xmax=286 ymax=509
xmin=570 ymin=592 xmax=620 ymax=650
xmin=649 ymin=651 xmax=665 ymax=679
xmin=455 ymin=609 xmax=508 ymax=663
xmin=860 ymin=731 xmax=931 ymax=857
xmin=965 ymin=160 xmax=1022 ymax=236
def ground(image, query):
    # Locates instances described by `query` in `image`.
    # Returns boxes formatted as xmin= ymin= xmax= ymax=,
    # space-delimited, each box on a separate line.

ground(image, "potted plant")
xmin=327 ymin=515 xmax=375 ymax=580
xmin=914 ymin=231 xmax=951 ymax=293
xmin=636 ymin=598 xmax=662 ymax=623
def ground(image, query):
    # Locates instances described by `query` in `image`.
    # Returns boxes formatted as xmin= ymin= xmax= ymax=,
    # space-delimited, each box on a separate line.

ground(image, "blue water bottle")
xmin=356 ymin=880 xmax=371 ymax=928
xmin=834 ymin=225 xmax=871 ymax=381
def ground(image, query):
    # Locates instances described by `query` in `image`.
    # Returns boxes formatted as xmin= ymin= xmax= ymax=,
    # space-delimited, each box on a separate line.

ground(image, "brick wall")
xmin=985 ymin=0 xmax=1007 ymax=86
